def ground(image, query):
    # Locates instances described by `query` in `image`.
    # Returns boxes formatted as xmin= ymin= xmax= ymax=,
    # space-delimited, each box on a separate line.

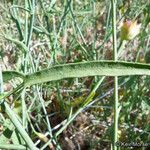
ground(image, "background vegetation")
xmin=0 ymin=0 xmax=150 ymax=149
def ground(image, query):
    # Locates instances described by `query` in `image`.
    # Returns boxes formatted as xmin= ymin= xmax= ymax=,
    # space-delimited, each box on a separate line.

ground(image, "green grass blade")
xmin=4 ymin=102 xmax=38 ymax=150
xmin=0 ymin=144 xmax=27 ymax=150
xmin=25 ymin=61 xmax=150 ymax=86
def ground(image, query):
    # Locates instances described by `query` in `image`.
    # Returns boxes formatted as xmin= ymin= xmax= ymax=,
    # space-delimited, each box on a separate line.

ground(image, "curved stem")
xmin=117 ymin=40 xmax=127 ymax=59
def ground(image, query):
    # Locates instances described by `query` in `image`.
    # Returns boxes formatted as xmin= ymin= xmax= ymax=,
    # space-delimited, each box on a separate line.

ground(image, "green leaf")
xmin=2 ymin=71 xmax=25 ymax=82
xmin=25 ymin=61 xmax=150 ymax=86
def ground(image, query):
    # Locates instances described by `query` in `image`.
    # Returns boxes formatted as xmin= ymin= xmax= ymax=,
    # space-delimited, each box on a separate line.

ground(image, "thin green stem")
xmin=27 ymin=0 xmax=35 ymax=47
xmin=36 ymin=85 xmax=59 ymax=148
xmin=117 ymin=40 xmax=127 ymax=59
xmin=111 ymin=0 xmax=119 ymax=150
xmin=25 ymin=0 xmax=29 ymax=44
xmin=112 ymin=0 xmax=117 ymax=61
xmin=9 ymin=5 xmax=24 ymax=41
xmin=114 ymin=76 xmax=118 ymax=149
